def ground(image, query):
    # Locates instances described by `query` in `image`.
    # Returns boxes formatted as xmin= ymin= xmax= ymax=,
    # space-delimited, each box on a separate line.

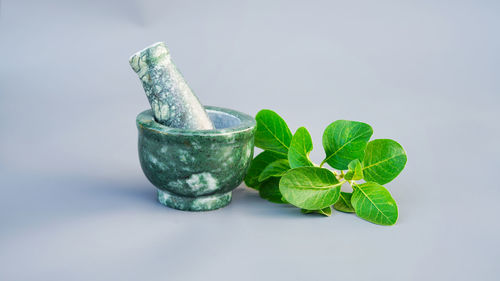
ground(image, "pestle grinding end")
xmin=129 ymin=42 xmax=214 ymax=130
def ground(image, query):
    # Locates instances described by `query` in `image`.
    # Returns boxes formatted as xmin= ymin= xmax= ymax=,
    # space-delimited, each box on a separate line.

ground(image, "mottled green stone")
xmin=158 ymin=190 xmax=232 ymax=211
xmin=129 ymin=42 xmax=214 ymax=130
xmin=137 ymin=106 xmax=256 ymax=211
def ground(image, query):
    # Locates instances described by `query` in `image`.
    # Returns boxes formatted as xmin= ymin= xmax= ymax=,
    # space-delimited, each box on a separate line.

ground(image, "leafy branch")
xmin=244 ymin=109 xmax=407 ymax=225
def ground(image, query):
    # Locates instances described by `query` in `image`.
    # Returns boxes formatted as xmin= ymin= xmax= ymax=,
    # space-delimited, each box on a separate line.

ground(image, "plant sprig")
xmin=244 ymin=109 xmax=407 ymax=225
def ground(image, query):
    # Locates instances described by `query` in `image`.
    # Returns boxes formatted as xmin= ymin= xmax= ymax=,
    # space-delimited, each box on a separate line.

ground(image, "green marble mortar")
xmin=137 ymin=106 xmax=256 ymax=211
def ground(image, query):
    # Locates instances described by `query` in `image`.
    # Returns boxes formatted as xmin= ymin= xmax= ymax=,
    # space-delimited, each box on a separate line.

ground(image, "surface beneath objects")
xmin=1 ymin=1 xmax=499 ymax=280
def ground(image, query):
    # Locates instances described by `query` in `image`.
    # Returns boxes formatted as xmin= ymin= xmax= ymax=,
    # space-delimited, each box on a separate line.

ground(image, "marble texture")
xmin=136 ymin=106 xmax=256 ymax=211
xmin=158 ymin=190 xmax=232 ymax=212
xmin=129 ymin=42 xmax=214 ymax=130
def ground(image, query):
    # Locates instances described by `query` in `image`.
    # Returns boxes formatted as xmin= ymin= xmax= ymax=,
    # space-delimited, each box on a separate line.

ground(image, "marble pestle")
xmin=129 ymin=42 xmax=214 ymax=130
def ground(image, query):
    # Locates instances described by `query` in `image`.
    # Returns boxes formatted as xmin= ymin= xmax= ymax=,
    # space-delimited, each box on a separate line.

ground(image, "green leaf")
xmin=301 ymin=206 xmax=332 ymax=217
xmin=258 ymin=159 xmax=290 ymax=182
xmin=259 ymin=177 xmax=287 ymax=204
xmin=254 ymin=110 xmax=292 ymax=156
xmin=322 ymin=120 xmax=373 ymax=170
xmin=351 ymin=182 xmax=398 ymax=225
xmin=363 ymin=139 xmax=407 ymax=185
xmin=344 ymin=159 xmax=363 ymax=181
xmin=288 ymin=127 xmax=314 ymax=168
xmin=244 ymin=151 xmax=286 ymax=190
xmin=279 ymin=167 xmax=341 ymax=210
xmin=333 ymin=192 xmax=354 ymax=213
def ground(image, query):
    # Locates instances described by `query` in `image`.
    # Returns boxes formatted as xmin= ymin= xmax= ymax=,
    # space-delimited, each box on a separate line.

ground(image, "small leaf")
xmin=288 ymin=127 xmax=314 ymax=168
xmin=363 ymin=139 xmax=407 ymax=185
xmin=322 ymin=120 xmax=373 ymax=170
xmin=333 ymin=192 xmax=354 ymax=213
xmin=279 ymin=167 xmax=341 ymax=210
xmin=351 ymin=182 xmax=398 ymax=225
xmin=258 ymin=159 xmax=291 ymax=182
xmin=259 ymin=177 xmax=287 ymax=204
xmin=254 ymin=110 xmax=292 ymax=156
xmin=344 ymin=159 xmax=363 ymax=181
xmin=301 ymin=206 xmax=332 ymax=217
xmin=244 ymin=151 xmax=286 ymax=190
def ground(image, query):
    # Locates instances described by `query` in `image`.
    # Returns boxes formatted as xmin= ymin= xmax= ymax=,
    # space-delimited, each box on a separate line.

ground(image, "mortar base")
xmin=157 ymin=190 xmax=232 ymax=211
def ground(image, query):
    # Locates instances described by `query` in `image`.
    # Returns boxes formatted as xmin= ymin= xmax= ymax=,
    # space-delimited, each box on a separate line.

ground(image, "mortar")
xmin=136 ymin=106 xmax=256 ymax=211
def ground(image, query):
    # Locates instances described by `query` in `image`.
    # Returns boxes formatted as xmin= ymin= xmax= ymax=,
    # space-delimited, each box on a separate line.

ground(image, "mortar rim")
xmin=136 ymin=106 xmax=256 ymax=136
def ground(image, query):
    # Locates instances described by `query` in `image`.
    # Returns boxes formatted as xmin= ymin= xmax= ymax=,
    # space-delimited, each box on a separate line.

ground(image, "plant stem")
xmin=347 ymin=180 xmax=355 ymax=190
xmin=335 ymin=171 xmax=344 ymax=181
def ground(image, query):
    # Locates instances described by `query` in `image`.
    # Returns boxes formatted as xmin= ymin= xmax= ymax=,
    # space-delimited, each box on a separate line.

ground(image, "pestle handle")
xmin=129 ymin=42 xmax=214 ymax=130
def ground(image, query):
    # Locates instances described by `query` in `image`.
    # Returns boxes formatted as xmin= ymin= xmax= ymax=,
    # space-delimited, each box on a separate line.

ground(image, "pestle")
xmin=129 ymin=42 xmax=214 ymax=130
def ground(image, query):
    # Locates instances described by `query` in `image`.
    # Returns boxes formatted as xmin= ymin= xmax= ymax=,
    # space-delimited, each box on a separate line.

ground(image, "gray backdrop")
xmin=1 ymin=0 xmax=499 ymax=280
